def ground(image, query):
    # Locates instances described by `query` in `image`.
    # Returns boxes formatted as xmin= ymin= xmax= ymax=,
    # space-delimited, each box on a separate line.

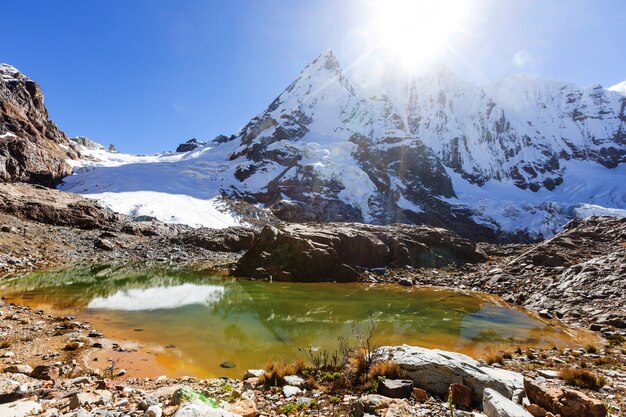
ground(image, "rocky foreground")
xmin=1 ymin=183 xmax=626 ymax=416
xmin=1 ymin=299 xmax=625 ymax=417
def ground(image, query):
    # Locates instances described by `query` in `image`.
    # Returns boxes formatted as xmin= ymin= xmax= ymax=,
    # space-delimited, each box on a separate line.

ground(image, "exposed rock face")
xmin=378 ymin=345 xmax=524 ymax=403
xmin=0 ymin=64 xmax=77 ymax=186
xmin=0 ymin=183 xmax=116 ymax=229
xmin=176 ymin=138 xmax=208 ymax=153
xmin=524 ymin=379 xmax=607 ymax=417
xmin=232 ymin=223 xmax=487 ymax=281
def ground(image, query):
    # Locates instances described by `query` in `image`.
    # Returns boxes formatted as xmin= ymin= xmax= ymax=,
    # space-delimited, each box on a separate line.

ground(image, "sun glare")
xmin=368 ymin=0 xmax=472 ymax=71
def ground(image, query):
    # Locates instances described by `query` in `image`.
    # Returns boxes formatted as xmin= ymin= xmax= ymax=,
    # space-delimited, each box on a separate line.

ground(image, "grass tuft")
xmin=559 ymin=367 xmax=606 ymax=391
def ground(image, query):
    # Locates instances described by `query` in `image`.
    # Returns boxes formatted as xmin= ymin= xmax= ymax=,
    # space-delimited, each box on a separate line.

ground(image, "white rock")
xmin=173 ymin=402 xmax=242 ymax=417
xmin=145 ymin=405 xmax=163 ymax=417
xmin=483 ymin=388 xmax=533 ymax=417
xmin=0 ymin=400 xmax=42 ymax=417
xmin=282 ymin=385 xmax=302 ymax=398
xmin=378 ymin=345 xmax=523 ymax=402
xmin=283 ymin=375 xmax=305 ymax=387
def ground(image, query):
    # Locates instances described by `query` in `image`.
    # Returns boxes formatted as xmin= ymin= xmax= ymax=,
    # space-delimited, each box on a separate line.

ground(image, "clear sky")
xmin=2 ymin=0 xmax=625 ymax=153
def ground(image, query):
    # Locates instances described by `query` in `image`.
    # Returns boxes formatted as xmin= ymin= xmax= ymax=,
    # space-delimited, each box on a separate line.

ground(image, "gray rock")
xmin=483 ymin=388 xmax=533 ymax=417
xmin=378 ymin=345 xmax=523 ymax=402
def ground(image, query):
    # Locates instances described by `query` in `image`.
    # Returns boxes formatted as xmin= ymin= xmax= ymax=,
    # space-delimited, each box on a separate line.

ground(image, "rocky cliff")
xmin=0 ymin=64 xmax=77 ymax=186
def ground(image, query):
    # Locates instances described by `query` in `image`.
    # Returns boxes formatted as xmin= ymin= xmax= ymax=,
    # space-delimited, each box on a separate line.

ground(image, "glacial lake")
xmin=0 ymin=264 xmax=588 ymax=378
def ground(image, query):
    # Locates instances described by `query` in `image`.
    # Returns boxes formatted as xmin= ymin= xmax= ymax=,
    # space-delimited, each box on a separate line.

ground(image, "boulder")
xmin=378 ymin=345 xmax=523 ymax=403
xmin=377 ymin=379 xmax=414 ymax=399
xmin=524 ymin=378 xmax=607 ymax=417
xmin=233 ymin=223 xmax=487 ymax=281
xmin=483 ymin=388 xmax=533 ymax=417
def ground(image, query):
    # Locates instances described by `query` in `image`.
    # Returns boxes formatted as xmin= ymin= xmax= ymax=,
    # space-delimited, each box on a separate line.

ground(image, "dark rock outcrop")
xmin=0 ymin=183 xmax=116 ymax=229
xmin=176 ymin=138 xmax=207 ymax=153
xmin=0 ymin=64 xmax=77 ymax=186
xmin=232 ymin=223 xmax=487 ymax=281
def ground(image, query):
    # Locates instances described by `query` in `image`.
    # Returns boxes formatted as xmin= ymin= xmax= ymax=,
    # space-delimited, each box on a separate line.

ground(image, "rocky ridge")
xmin=0 ymin=64 xmax=78 ymax=186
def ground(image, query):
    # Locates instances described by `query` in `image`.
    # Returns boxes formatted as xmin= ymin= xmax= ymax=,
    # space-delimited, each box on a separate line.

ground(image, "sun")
xmin=368 ymin=0 xmax=472 ymax=71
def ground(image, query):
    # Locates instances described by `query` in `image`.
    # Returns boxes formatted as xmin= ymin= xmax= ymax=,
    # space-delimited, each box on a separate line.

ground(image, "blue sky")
xmin=2 ymin=0 xmax=625 ymax=153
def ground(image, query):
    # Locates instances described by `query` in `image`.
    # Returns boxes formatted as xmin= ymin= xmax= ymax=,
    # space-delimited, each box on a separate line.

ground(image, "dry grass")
xmin=484 ymin=352 xmax=505 ymax=366
xmin=559 ymin=367 xmax=607 ymax=391
xmin=367 ymin=361 xmax=404 ymax=381
xmin=259 ymin=359 xmax=306 ymax=387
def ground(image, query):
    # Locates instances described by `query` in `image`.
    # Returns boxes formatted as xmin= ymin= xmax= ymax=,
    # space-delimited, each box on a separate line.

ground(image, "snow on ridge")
xmin=608 ymin=80 xmax=626 ymax=95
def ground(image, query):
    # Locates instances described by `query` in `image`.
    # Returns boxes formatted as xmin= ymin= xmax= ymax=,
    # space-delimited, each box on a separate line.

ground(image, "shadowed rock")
xmin=232 ymin=223 xmax=487 ymax=281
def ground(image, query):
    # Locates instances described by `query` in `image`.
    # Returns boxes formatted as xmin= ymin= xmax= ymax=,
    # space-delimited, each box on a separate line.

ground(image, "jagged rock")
xmin=524 ymin=378 xmax=607 ymax=417
xmin=176 ymin=138 xmax=207 ymax=153
xmin=233 ymin=223 xmax=487 ymax=281
xmin=0 ymin=64 xmax=77 ymax=186
xmin=378 ymin=345 xmax=523 ymax=403
xmin=483 ymin=388 xmax=533 ymax=417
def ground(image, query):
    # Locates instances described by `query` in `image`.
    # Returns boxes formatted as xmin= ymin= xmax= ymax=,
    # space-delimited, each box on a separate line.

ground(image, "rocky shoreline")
xmin=2 ymin=182 xmax=626 ymax=416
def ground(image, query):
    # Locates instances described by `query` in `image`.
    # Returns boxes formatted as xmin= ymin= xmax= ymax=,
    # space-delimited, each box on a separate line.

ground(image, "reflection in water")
xmin=0 ymin=264 xmax=587 ymax=378
xmin=87 ymin=284 xmax=226 ymax=311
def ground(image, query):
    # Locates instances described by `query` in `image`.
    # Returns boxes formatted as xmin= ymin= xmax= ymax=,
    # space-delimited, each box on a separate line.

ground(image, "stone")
xmin=378 ymin=345 xmax=523 ymax=402
xmin=524 ymin=378 xmax=607 ymax=417
xmin=351 ymin=394 xmax=408 ymax=417
xmin=3 ymin=364 xmax=33 ymax=375
xmin=536 ymin=370 xmax=559 ymax=379
xmin=95 ymin=238 xmax=115 ymax=251
xmin=242 ymin=369 xmax=264 ymax=379
xmin=412 ymin=388 xmax=428 ymax=403
xmin=0 ymin=400 xmax=42 ymax=417
xmin=220 ymin=361 xmax=236 ymax=369
xmin=69 ymin=392 xmax=104 ymax=409
xmin=282 ymin=385 xmax=302 ymax=398
xmin=483 ymin=388 xmax=533 ymax=417
xmin=283 ymin=375 xmax=305 ymax=387
xmin=377 ymin=379 xmax=414 ymax=399
xmin=30 ymin=365 xmax=59 ymax=380
xmin=226 ymin=399 xmax=257 ymax=417
xmin=173 ymin=402 xmax=241 ymax=417
xmin=1 ymin=351 xmax=15 ymax=358
xmin=525 ymin=404 xmax=547 ymax=417
xmin=145 ymin=405 xmax=163 ymax=417
xmin=448 ymin=383 xmax=472 ymax=408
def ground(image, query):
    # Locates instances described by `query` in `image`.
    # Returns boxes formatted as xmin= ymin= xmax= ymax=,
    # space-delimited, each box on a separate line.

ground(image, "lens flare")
xmin=368 ymin=0 xmax=473 ymax=71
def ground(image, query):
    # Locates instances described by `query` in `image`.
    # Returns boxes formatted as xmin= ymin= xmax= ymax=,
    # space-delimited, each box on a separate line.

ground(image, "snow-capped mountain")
xmin=60 ymin=51 xmax=626 ymax=240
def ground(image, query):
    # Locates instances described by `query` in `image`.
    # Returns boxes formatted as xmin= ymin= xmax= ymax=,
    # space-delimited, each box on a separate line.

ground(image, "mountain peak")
xmin=302 ymin=49 xmax=342 ymax=75
xmin=0 ymin=63 xmax=31 ymax=82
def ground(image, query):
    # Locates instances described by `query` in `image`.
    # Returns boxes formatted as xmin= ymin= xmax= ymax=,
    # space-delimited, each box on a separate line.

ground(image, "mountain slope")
xmin=60 ymin=52 xmax=626 ymax=240
xmin=0 ymin=64 xmax=77 ymax=186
